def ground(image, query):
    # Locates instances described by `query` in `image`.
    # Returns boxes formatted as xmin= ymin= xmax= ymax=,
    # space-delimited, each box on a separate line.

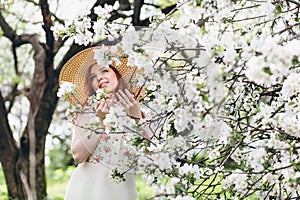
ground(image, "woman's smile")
xmin=99 ymin=81 xmax=109 ymax=89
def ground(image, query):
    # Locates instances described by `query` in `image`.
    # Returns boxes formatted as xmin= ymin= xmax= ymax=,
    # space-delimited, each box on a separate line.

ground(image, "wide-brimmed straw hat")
xmin=59 ymin=46 xmax=145 ymax=105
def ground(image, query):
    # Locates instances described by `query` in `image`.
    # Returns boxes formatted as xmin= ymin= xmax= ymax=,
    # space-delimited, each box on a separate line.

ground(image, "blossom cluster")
xmin=56 ymin=0 xmax=300 ymax=199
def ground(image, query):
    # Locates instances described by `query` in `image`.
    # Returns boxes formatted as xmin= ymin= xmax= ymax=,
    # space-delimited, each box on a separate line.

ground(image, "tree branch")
xmin=286 ymin=0 xmax=300 ymax=6
xmin=133 ymin=0 xmax=143 ymax=25
xmin=0 ymin=12 xmax=37 ymax=46
xmin=39 ymin=0 xmax=54 ymax=54
xmin=4 ymin=84 xmax=20 ymax=113
xmin=0 ymin=11 xmax=16 ymax=41
xmin=119 ymin=0 xmax=131 ymax=10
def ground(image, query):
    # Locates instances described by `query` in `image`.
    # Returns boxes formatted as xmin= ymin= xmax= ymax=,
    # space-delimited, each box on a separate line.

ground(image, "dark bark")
xmin=133 ymin=0 xmax=144 ymax=26
xmin=34 ymin=61 xmax=60 ymax=198
xmin=0 ymin=91 xmax=25 ymax=199
xmin=119 ymin=0 xmax=131 ymax=10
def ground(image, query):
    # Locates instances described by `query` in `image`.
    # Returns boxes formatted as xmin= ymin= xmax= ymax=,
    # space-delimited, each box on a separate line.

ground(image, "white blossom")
xmin=93 ymin=46 xmax=112 ymax=67
xmin=150 ymin=152 xmax=173 ymax=170
xmin=74 ymin=31 xmax=93 ymax=46
xmin=245 ymin=56 xmax=270 ymax=85
xmin=94 ymin=4 xmax=113 ymax=19
xmin=281 ymin=73 xmax=300 ymax=100
xmin=223 ymin=170 xmax=248 ymax=193
xmin=246 ymin=147 xmax=267 ymax=172
xmin=57 ymin=81 xmax=76 ymax=97
xmin=52 ymin=0 xmax=300 ymax=198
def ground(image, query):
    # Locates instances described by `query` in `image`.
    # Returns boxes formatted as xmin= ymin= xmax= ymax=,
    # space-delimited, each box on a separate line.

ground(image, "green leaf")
xmin=87 ymin=132 xmax=92 ymax=139
xmin=263 ymin=67 xmax=272 ymax=75
xmin=288 ymin=101 xmax=296 ymax=106
xmin=275 ymin=3 xmax=282 ymax=14
xmin=197 ymin=82 xmax=206 ymax=90
xmin=202 ymin=94 xmax=209 ymax=102
xmin=292 ymin=56 xmax=299 ymax=65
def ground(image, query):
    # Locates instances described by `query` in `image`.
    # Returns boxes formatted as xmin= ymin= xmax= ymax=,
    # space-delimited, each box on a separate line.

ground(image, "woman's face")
xmin=90 ymin=64 xmax=118 ymax=92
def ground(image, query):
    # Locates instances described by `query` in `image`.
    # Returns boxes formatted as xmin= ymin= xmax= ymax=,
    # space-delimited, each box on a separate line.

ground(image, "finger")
xmin=111 ymin=95 xmax=117 ymax=104
xmin=111 ymin=94 xmax=115 ymax=101
xmin=118 ymin=90 xmax=130 ymax=103
xmin=125 ymin=89 xmax=135 ymax=102
xmin=115 ymin=100 xmax=123 ymax=107
xmin=94 ymin=101 xmax=100 ymax=110
xmin=95 ymin=99 xmax=105 ymax=110
xmin=96 ymin=99 xmax=107 ymax=117
xmin=102 ymin=102 xmax=109 ymax=112
xmin=99 ymin=99 xmax=106 ymax=109
xmin=116 ymin=92 xmax=127 ymax=107
xmin=113 ymin=98 xmax=123 ymax=107
xmin=108 ymin=92 xmax=113 ymax=99
xmin=108 ymin=95 xmax=115 ymax=107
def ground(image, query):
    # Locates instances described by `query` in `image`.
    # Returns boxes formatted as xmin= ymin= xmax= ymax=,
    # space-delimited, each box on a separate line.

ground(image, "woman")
xmin=58 ymin=46 xmax=150 ymax=200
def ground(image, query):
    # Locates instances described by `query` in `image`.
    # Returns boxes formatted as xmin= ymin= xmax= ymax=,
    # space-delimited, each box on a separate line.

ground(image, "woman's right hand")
xmin=94 ymin=96 xmax=115 ymax=119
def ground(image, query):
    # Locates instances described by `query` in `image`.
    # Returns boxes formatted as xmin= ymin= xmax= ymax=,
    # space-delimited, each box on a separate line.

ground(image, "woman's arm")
xmin=71 ymin=114 xmax=102 ymax=163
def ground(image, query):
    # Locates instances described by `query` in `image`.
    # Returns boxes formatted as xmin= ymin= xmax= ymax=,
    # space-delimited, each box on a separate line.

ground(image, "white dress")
xmin=64 ymin=113 xmax=138 ymax=200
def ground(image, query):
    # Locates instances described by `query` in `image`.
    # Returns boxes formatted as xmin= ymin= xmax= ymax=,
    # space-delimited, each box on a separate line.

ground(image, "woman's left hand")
xmin=115 ymin=89 xmax=142 ymax=119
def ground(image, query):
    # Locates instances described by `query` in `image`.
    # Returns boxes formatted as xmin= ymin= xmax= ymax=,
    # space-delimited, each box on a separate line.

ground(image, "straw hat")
xmin=59 ymin=46 xmax=145 ymax=105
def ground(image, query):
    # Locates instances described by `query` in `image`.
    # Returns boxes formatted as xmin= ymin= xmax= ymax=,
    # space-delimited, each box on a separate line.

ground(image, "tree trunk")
xmin=0 ymin=67 xmax=58 ymax=200
xmin=0 ymin=91 xmax=26 ymax=199
xmin=0 ymin=28 xmax=59 ymax=198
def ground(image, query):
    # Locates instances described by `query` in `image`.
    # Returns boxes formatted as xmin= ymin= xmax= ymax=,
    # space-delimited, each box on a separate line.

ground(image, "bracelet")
xmin=129 ymin=111 xmax=144 ymax=120
xmin=97 ymin=114 xmax=105 ymax=119
xmin=129 ymin=115 xmax=141 ymax=120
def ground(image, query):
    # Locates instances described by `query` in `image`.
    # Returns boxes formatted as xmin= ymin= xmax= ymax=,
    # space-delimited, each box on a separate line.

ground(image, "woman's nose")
xmin=97 ymin=74 xmax=103 ymax=81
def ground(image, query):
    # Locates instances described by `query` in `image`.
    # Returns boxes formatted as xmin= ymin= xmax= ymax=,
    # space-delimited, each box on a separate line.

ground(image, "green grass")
xmin=0 ymin=168 xmax=8 ymax=200
xmin=0 ymin=166 xmax=153 ymax=200
xmin=136 ymin=174 xmax=154 ymax=200
xmin=46 ymin=167 xmax=74 ymax=200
